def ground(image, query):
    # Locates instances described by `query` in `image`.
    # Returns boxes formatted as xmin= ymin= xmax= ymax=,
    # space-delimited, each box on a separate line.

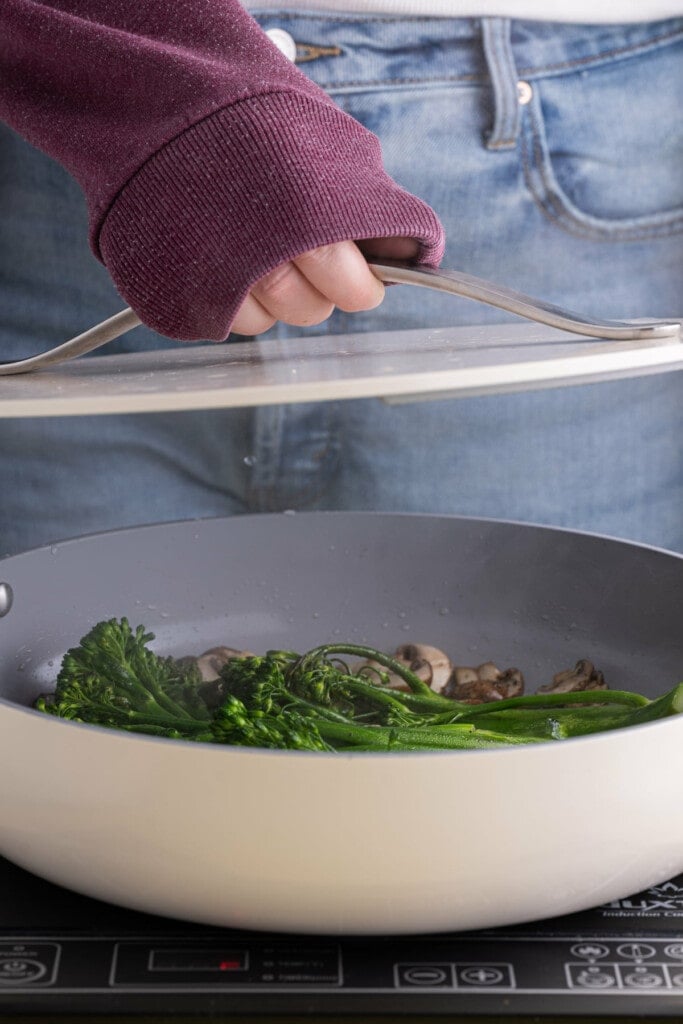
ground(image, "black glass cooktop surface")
xmin=1 ymin=855 xmax=682 ymax=1020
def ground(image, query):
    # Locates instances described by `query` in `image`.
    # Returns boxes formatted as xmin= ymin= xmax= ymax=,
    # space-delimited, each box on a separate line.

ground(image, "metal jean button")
xmin=265 ymin=27 xmax=297 ymax=63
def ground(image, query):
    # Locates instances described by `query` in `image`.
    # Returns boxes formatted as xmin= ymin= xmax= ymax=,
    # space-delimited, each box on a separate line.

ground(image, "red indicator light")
xmin=219 ymin=960 xmax=242 ymax=971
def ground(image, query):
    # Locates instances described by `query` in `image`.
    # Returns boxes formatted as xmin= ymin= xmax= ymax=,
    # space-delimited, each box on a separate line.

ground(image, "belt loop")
xmin=481 ymin=18 xmax=520 ymax=151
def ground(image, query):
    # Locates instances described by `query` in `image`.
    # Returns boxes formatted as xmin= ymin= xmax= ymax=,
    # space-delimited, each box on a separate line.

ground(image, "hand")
xmin=230 ymin=236 xmax=418 ymax=335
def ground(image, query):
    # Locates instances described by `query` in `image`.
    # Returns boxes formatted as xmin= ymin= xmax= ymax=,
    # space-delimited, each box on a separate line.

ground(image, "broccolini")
xmin=34 ymin=619 xmax=683 ymax=751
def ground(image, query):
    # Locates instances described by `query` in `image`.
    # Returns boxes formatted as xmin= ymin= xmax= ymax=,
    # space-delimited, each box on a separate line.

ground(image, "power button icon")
xmin=0 ymin=943 xmax=59 ymax=986
xmin=0 ymin=958 xmax=48 ymax=984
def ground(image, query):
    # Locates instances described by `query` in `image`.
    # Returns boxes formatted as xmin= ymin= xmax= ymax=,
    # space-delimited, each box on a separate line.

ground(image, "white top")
xmin=246 ymin=0 xmax=682 ymax=23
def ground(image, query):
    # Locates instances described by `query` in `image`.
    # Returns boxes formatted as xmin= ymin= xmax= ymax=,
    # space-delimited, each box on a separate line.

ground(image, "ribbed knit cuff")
xmin=97 ymin=91 xmax=445 ymax=341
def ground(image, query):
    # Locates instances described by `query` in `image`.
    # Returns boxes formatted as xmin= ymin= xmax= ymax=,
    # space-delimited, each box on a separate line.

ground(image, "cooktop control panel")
xmin=2 ymin=935 xmax=683 ymax=995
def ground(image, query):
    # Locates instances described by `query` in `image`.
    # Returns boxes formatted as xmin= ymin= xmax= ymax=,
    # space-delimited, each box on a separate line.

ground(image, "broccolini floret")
xmin=35 ymin=618 xmax=212 ymax=739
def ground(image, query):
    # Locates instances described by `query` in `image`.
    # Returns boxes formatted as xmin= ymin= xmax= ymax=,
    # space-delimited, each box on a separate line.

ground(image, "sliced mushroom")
xmin=194 ymin=646 xmax=253 ymax=683
xmin=536 ymin=658 xmax=606 ymax=694
xmin=357 ymin=643 xmax=453 ymax=692
xmin=442 ymin=663 xmax=525 ymax=703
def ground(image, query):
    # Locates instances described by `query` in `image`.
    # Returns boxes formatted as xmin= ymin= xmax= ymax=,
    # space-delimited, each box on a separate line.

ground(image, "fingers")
xmin=252 ymin=260 xmax=336 ymax=327
xmin=293 ymin=240 xmax=385 ymax=313
xmin=230 ymin=237 xmax=421 ymax=337
xmin=231 ymin=256 xmax=340 ymax=335
xmin=230 ymin=294 xmax=277 ymax=336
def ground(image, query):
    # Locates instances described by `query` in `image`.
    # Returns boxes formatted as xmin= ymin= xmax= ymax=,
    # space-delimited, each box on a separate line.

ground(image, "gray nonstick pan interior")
xmin=0 ymin=511 xmax=680 ymax=706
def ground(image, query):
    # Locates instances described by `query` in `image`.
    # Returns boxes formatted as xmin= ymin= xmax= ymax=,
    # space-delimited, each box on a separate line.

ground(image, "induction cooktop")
xmin=0 ymin=855 xmax=682 ymax=1020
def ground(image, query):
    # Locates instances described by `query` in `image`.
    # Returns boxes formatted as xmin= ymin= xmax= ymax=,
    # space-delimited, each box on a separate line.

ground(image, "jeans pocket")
xmin=519 ymin=39 xmax=683 ymax=242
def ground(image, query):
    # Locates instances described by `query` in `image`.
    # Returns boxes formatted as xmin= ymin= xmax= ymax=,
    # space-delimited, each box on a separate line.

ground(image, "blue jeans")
xmin=0 ymin=16 xmax=681 ymax=554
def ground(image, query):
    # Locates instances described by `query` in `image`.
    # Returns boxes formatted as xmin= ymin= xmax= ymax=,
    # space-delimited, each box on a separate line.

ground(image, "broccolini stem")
xmin=295 ymin=644 xmax=450 ymax=700
xmin=615 ymin=682 xmax=683 ymax=725
xmin=314 ymin=719 xmax=543 ymax=750
xmin=115 ymin=723 xmax=214 ymax=741
xmin=328 ymin=673 xmax=440 ymax=719
xmin=449 ymin=686 xmax=649 ymax=722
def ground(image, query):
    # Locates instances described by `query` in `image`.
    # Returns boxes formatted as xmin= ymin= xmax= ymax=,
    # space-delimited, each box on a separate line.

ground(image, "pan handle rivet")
xmin=0 ymin=583 xmax=13 ymax=618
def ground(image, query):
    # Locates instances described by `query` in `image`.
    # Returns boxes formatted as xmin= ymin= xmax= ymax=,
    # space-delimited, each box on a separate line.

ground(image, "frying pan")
xmin=0 ymin=511 xmax=681 ymax=935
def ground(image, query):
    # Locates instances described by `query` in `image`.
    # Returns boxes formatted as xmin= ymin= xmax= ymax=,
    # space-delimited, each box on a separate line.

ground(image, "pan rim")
xmin=3 ymin=693 xmax=682 ymax=761
xmin=2 ymin=508 xmax=683 ymax=565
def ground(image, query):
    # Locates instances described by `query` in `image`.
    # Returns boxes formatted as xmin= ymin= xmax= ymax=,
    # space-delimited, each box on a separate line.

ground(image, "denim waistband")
xmin=250 ymin=12 xmax=683 ymax=87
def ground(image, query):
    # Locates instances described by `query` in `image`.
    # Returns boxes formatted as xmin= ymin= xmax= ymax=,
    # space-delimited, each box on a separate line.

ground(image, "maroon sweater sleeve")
xmin=0 ymin=0 xmax=445 ymax=340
